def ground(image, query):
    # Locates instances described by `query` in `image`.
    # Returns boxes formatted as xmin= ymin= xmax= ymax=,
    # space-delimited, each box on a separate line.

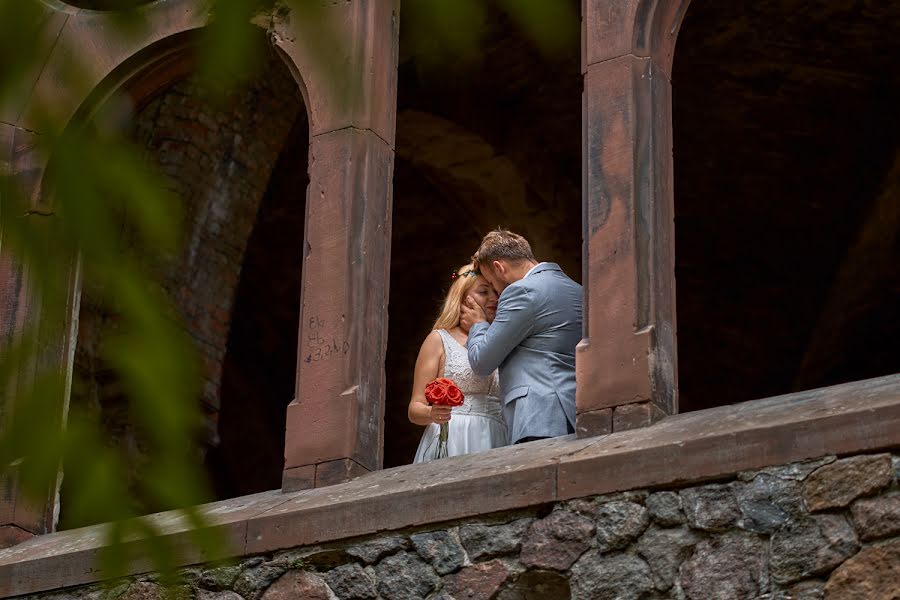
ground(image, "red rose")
xmin=425 ymin=379 xmax=449 ymax=403
xmin=425 ymin=378 xmax=465 ymax=406
xmin=445 ymin=386 xmax=463 ymax=406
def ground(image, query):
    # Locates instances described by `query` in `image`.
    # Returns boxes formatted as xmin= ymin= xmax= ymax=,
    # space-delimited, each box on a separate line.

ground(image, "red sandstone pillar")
xmin=0 ymin=123 xmax=78 ymax=546
xmin=576 ymin=0 xmax=688 ymax=435
xmin=277 ymin=0 xmax=399 ymax=491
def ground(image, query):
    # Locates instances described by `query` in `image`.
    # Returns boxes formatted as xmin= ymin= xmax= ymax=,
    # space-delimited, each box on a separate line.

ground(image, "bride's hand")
xmin=430 ymin=405 xmax=452 ymax=425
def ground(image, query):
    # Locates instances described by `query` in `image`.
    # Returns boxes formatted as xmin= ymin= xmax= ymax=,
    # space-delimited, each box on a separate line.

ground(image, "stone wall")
xmin=31 ymin=450 xmax=900 ymax=600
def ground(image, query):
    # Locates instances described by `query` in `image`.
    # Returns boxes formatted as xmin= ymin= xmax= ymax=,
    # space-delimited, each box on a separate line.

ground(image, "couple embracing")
xmin=409 ymin=229 xmax=583 ymax=463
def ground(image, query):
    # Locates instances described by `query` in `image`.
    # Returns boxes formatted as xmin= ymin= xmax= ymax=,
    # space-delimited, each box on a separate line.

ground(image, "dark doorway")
xmin=673 ymin=0 xmax=900 ymax=412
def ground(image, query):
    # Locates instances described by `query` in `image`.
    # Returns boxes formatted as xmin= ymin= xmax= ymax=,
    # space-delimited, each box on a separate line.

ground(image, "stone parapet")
xmin=0 ymin=373 xmax=898 ymax=597
xmin=10 ymin=451 xmax=900 ymax=599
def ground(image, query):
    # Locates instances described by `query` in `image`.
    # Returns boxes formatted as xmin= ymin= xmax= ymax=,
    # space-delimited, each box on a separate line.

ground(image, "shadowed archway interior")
xmin=385 ymin=2 xmax=582 ymax=467
xmin=673 ymin=0 xmax=900 ymax=412
xmin=62 ymin=46 xmax=308 ymax=527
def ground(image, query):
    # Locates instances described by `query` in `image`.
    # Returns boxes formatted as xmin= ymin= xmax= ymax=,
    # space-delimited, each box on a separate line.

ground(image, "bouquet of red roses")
xmin=425 ymin=377 xmax=465 ymax=459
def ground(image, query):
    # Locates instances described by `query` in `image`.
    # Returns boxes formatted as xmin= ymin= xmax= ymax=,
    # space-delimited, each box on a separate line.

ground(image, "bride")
xmin=409 ymin=263 xmax=509 ymax=463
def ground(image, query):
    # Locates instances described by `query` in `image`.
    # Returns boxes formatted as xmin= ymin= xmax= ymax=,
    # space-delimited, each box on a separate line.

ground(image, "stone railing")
xmin=13 ymin=450 xmax=900 ymax=600
xmin=1 ymin=374 xmax=898 ymax=598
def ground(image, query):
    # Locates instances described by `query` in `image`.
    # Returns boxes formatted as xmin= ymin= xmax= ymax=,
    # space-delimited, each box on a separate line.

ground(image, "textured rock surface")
xmin=373 ymin=551 xmax=440 ymax=600
xmin=849 ymin=493 xmax=900 ymax=541
xmin=769 ymin=515 xmax=859 ymax=584
xmin=520 ymin=510 xmax=595 ymax=570
xmin=323 ymin=563 xmax=377 ymax=600
xmin=783 ymin=579 xmax=825 ymax=600
xmin=637 ymin=526 xmax=701 ymax=591
xmin=680 ymin=484 xmax=740 ymax=532
xmin=645 ymin=492 xmax=686 ymax=527
xmin=803 ymin=454 xmax=893 ymax=511
xmin=346 ymin=537 xmax=409 ymax=565
xmin=260 ymin=571 xmax=330 ymax=600
xmin=458 ymin=518 xmax=532 ymax=561
xmin=735 ymin=473 xmax=804 ymax=534
xmin=234 ymin=564 xmax=287 ymax=600
xmin=591 ymin=502 xmax=649 ymax=552
xmin=823 ymin=539 xmax=900 ymax=600
xmin=570 ymin=552 xmax=653 ymax=600
xmin=409 ymin=530 xmax=466 ymax=575
xmin=442 ymin=560 xmax=510 ymax=600
xmin=680 ymin=532 xmax=768 ymax=600
xmin=200 ymin=566 xmax=242 ymax=591
xmin=497 ymin=570 xmax=571 ymax=600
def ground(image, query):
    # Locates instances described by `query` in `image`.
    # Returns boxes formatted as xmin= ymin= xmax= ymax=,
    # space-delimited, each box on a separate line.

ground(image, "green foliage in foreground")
xmin=0 ymin=0 xmax=577 ymax=583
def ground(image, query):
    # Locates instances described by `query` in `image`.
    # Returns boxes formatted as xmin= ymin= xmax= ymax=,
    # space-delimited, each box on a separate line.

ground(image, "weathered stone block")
xmin=520 ymin=510 xmax=596 ymax=571
xmin=592 ymin=501 xmax=650 ymax=553
xmin=442 ymin=560 xmax=510 ymax=600
xmin=458 ymin=519 xmax=533 ymax=562
xmin=119 ymin=582 xmax=166 ymax=600
xmin=783 ymin=579 xmax=825 ymax=600
xmin=769 ymin=515 xmax=859 ymax=584
xmin=636 ymin=526 xmax=700 ymax=591
xmin=679 ymin=532 xmax=768 ymax=600
xmin=234 ymin=563 xmax=288 ymax=600
xmin=737 ymin=457 xmax=835 ymax=482
xmin=645 ymin=492 xmax=685 ymax=527
xmin=346 ymin=536 xmax=409 ymax=565
xmin=849 ymin=493 xmax=900 ymax=541
xmin=570 ymin=552 xmax=654 ymax=600
xmin=612 ymin=402 xmax=666 ymax=432
xmin=197 ymin=591 xmax=244 ymax=600
xmin=409 ymin=530 xmax=465 ymax=576
xmin=576 ymin=408 xmax=612 ymax=438
xmin=735 ymin=473 xmax=804 ymax=534
xmin=199 ymin=565 xmax=242 ymax=591
xmin=373 ymin=551 xmax=439 ymax=600
xmin=260 ymin=571 xmax=330 ymax=600
xmin=680 ymin=484 xmax=740 ymax=532
xmin=803 ymin=454 xmax=893 ymax=511
xmin=323 ymin=563 xmax=376 ymax=600
xmin=497 ymin=569 xmax=571 ymax=600
xmin=824 ymin=538 xmax=900 ymax=600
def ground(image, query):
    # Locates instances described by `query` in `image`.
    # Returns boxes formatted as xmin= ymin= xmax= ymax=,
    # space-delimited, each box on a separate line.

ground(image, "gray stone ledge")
xmin=1 ymin=373 xmax=899 ymax=597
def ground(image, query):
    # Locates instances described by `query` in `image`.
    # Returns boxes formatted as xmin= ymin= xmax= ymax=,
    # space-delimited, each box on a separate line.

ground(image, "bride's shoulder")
xmin=421 ymin=330 xmax=445 ymax=350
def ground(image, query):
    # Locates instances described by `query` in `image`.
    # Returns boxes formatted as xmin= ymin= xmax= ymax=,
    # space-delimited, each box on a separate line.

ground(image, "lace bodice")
xmin=437 ymin=329 xmax=501 ymax=418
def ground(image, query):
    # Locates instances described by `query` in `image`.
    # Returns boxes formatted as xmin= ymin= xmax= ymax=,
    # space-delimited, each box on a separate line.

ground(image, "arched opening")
xmin=672 ymin=0 xmax=900 ymax=413
xmin=60 ymin=42 xmax=308 ymax=527
xmin=385 ymin=2 xmax=582 ymax=467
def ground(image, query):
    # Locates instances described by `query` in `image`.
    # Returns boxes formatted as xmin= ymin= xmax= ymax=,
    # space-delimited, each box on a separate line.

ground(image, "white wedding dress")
xmin=413 ymin=329 xmax=509 ymax=463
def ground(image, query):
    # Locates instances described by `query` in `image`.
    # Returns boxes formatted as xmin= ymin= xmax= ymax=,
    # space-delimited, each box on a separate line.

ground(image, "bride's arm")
xmin=408 ymin=331 xmax=450 ymax=426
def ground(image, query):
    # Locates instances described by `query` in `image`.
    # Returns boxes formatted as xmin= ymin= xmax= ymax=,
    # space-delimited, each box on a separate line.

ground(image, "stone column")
xmin=277 ymin=0 xmax=399 ymax=491
xmin=0 ymin=123 xmax=81 ymax=547
xmin=576 ymin=0 xmax=688 ymax=435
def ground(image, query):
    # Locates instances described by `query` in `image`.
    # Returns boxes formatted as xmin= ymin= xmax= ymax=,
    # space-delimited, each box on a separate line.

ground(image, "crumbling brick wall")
xmin=67 ymin=50 xmax=304 ymax=525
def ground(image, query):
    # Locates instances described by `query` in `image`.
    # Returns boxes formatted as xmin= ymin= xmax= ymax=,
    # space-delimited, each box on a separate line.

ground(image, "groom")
xmin=461 ymin=230 xmax=582 ymax=444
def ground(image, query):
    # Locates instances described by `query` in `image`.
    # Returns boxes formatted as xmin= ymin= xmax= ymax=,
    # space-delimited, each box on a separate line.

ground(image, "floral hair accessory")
xmin=451 ymin=269 xmax=477 ymax=281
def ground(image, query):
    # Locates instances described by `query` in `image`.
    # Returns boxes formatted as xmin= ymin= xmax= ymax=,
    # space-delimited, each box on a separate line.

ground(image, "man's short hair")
xmin=472 ymin=229 xmax=535 ymax=267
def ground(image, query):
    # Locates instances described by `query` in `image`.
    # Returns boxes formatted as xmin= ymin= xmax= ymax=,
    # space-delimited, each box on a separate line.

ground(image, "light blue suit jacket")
xmin=467 ymin=263 xmax=582 ymax=443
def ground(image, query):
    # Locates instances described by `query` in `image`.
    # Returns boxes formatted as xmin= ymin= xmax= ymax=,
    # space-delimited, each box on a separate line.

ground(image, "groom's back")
xmin=498 ymin=262 xmax=582 ymax=439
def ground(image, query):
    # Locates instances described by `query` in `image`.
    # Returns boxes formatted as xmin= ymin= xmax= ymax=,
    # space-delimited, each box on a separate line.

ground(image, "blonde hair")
xmin=432 ymin=262 xmax=480 ymax=331
xmin=472 ymin=229 xmax=535 ymax=267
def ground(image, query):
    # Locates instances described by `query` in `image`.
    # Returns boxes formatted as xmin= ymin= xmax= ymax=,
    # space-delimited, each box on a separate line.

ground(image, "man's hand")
xmin=460 ymin=295 xmax=487 ymax=331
